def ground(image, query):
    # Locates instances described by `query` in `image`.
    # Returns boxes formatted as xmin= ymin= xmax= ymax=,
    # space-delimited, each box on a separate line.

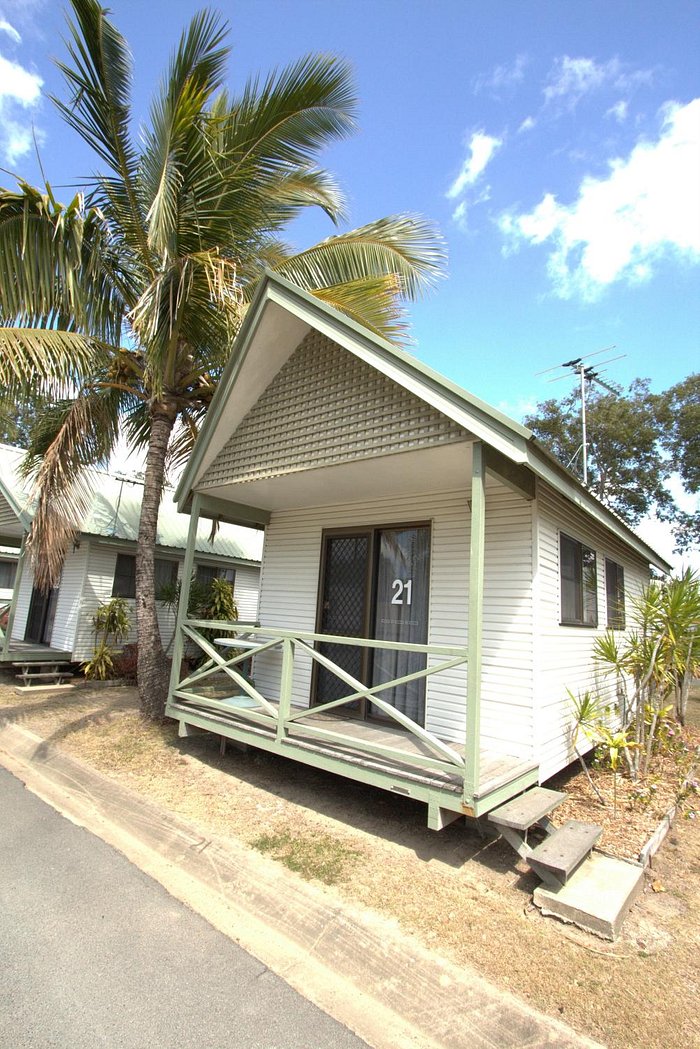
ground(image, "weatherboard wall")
xmin=252 ymin=478 xmax=534 ymax=758
xmin=533 ymin=481 xmax=651 ymax=781
xmin=49 ymin=544 xmax=90 ymax=652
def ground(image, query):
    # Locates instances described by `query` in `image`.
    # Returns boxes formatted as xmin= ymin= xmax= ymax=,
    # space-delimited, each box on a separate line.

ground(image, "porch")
xmin=0 ymin=637 xmax=72 ymax=664
xmin=166 ymin=619 xmax=539 ymax=823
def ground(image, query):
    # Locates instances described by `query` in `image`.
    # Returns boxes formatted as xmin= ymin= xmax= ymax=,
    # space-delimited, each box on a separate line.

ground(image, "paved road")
xmin=0 ymin=767 xmax=366 ymax=1049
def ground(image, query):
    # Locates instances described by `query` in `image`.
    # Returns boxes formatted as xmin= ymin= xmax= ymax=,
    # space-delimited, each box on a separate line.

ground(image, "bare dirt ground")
xmin=1 ymin=672 xmax=699 ymax=1049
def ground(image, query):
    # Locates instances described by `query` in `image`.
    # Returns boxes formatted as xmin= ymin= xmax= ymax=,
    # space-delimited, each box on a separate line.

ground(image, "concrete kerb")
xmin=637 ymin=765 xmax=698 ymax=868
xmin=0 ymin=720 xmax=601 ymax=1049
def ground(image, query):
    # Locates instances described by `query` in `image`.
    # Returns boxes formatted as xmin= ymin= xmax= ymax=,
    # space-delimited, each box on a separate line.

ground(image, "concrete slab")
xmin=533 ymin=852 xmax=644 ymax=940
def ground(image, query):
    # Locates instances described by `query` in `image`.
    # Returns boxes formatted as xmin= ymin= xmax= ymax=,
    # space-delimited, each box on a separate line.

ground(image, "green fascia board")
xmin=176 ymin=270 xmax=670 ymax=573
xmin=525 ymin=442 xmax=672 ymax=573
xmin=0 ymin=471 xmax=32 ymax=533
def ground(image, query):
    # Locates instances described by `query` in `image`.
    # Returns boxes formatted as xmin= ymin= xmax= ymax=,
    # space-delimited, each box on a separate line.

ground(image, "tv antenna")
xmin=536 ymin=346 xmax=626 ymax=486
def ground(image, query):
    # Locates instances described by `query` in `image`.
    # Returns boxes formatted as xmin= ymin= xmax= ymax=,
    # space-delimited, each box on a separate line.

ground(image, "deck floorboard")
xmin=173 ymin=693 xmax=536 ymax=799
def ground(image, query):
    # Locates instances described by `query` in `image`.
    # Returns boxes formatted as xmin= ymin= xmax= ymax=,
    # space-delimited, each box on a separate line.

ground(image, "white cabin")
xmin=166 ymin=273 xmax=670 ymax=825
xmin=0 ymin=446 xmax=262 ymax=664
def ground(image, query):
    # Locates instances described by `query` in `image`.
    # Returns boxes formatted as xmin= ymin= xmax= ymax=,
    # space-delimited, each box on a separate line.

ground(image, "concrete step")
xmin=527 ymin=819 xmax=603 ymax=886
xmin=488 ymin=786 xmax=566 ymax=832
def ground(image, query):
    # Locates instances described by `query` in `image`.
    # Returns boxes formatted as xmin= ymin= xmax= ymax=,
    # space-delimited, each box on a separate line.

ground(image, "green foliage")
xmin=592 ymin=570 xmax=700 ymax=778
xmin=83 ymin=596 xmax=130 ymax=680
xmin=525 ymin=374 xmax=700 ymax=551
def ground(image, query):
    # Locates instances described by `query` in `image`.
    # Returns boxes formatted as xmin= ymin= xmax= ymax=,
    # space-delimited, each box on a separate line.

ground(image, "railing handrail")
xmin=183 ymin=618 xmax=467 ymax=659
xmin=173 ymin=620 xmax=469 ymax=779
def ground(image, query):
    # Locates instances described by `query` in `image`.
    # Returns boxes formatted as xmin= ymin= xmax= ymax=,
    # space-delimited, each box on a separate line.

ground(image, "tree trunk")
xmin=136 ymin=403 xmax=177 ymax=720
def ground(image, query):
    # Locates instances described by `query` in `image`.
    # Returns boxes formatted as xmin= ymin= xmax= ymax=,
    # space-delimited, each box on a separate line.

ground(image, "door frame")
xmin=311 ymin=521 xmax=431 ymax=721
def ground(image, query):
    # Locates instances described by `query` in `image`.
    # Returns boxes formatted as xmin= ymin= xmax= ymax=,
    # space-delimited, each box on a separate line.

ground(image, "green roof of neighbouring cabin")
xmin=175 ymin=270 xmax=671 ymax=574
xmin=0 ymin=444 xmax=262 ymax=563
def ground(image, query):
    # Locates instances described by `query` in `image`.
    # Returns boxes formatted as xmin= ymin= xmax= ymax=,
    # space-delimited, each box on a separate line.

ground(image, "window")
xmin=112 ymin=554 xmax=178 ymax=598
xmin=560 ymin=533 xmax=598 ymax=627
xmin=605 ymin=559 xmax=625 ymax=629
xmin=195 ymin=564 xmax=236 ymax=588
xmin=0 ymin=559 xmax=17 ymax=589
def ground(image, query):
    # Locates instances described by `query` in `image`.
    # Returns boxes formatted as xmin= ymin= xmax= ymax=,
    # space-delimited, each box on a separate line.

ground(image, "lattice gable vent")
xmin=199 ymin=330 xmax=469 ymax=489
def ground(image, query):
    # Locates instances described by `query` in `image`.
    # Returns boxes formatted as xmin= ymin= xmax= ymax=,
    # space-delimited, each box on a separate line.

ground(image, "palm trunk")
xmin=136 ymin=402 xmax=177 ymax=720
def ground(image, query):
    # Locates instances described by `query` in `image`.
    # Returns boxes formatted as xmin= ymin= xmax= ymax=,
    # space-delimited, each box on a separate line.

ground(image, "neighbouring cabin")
xmin=166 ymin=272 xmax=670 ymax=826
xmin=0 ymin=446 xmax=262 ymax=665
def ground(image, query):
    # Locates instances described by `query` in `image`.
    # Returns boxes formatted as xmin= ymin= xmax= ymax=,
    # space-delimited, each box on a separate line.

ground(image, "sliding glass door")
xmin=314 ymin=524 xmax=430 ymax=724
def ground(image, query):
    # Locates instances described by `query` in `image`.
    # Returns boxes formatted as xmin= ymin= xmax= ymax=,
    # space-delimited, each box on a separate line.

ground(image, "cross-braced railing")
xmin=170 ymin=619 xmax=469 ymax=779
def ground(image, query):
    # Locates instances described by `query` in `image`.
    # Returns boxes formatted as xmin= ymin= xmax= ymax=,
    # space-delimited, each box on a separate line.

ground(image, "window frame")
xmin=0 ymin=558 xmax=17 ymax=590
xmin=195 ymin=563 xmax=236 ymax=588
xmin=112 ymin=553 xmax=178 ymax=599
xmin=559 ymin=532 xmax=598 ymax=628
xmin=605 ymin=558 xmax=626 ymax=630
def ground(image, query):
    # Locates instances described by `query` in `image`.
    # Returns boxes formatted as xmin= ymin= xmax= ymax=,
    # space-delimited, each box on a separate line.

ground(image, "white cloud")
xmin=0 ymin=51 xmax=42 ymax=163
xmin=518 ymin=115 xmax=536 ymax=134
xmin=544 ymin=56 xmax=653 ymax=112
xmin=474 ymin=54 xmax=528 ymax=95
xmin=498 ymin=98 xmax=700 ymax=300
xmin=0 ymin=19 xmax=21 ymax=43
xmin=447 ymin=131 xmax=502 ymax=199
xmin=606 ymin=99 xmax=629 ymax=123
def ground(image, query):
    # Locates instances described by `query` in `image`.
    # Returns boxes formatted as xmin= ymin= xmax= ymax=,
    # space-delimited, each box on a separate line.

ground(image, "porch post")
xmin=2 ymin=536 xmax=26 ymax=659
xmin=167 ymin=493 xmax=201 ymax=704
xmin=464 ymin=441 xmax=485 ymax=804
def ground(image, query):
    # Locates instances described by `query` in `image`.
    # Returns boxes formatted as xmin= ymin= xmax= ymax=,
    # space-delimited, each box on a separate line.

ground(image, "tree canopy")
xmin=525 ymin=373 xmax=700 ymax=551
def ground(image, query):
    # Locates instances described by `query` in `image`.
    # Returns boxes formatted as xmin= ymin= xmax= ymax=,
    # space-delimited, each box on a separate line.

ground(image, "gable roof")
xmin=0 ymin=445 xmax=262 ymax=563
xmin=176 ymin=270 xmax=670 ymax=573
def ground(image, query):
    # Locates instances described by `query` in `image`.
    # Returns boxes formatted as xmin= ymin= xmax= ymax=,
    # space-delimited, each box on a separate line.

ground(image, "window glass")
xmin=0 ymin=559 xmax=17 ymax=589
xmin=112 ymin=553 xmax=136 ymax=598
xmin=560 ymin=534 xmax=598 ymax=627
xmin=195 ymin=564 xmax=236 ymax=587
xmin=112 ymin=554 xmax=177 ymax=598
xmin=605 ymin=559 xmax=625 ymax=629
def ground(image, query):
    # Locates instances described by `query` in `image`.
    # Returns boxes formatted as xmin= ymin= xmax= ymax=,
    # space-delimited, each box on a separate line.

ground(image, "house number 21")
xmin=391 ymin=579 xmax=413 ymax=605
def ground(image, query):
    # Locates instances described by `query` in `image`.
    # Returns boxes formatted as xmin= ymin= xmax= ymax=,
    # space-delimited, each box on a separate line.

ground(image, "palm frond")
xmin=230 ymin=53 xmax=357 ymax=174
xmin=0 ymin=182 xmax=125 ymax=340
xmin=0 ymin=328 xmax=107 ymax=394
xmin=21 ymin=386 xmax=125 ymax=590
xmin=275 ymin=215 xmax=446 ymax=303
xmin=310 ymin=275 xmax=411 ymax=343
xmin=52 ymin=0 xmax=150 ymax=263
xmin=140 ymin=10 xmax=230 ymax=258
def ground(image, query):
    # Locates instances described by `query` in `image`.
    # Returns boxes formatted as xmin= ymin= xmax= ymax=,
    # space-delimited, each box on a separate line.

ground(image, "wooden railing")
xmin=170 ymin=619 xmax=469 ymax=779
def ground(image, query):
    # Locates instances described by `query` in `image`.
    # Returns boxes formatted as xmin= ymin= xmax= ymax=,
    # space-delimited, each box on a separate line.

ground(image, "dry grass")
xmin=1 ymin=672 xmax=699 ymax=1049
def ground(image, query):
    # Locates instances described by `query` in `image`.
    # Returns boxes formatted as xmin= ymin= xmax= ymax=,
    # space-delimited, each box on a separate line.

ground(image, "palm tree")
xmin=0 ymin=1 xmax=445 ymax=719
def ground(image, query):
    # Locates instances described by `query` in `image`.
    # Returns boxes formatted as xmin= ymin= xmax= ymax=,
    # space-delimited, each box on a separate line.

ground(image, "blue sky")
xmin=1 ymin=0 xmax=699 ymax=563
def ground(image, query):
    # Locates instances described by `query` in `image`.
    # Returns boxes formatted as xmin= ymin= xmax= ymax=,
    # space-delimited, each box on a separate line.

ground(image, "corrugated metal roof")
xmin=0 ymin=445 xmax=262 ymax=563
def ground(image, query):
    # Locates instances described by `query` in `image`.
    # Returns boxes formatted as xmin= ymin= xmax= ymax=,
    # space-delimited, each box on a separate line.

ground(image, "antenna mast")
xmin=536 ymin=347 xmax=625 ymax=486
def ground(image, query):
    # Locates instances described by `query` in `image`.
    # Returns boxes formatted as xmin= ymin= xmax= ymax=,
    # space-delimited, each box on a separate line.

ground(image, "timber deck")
xmin=0 ymin=641 xmax=72 ymax=664
xmin=169 ymin=693 xmax=539 ymax=812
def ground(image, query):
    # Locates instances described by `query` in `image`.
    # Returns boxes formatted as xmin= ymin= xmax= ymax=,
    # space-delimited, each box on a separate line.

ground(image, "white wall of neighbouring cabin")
xmin=252 ymin=479 xmax=536 ymax=759
xmin=11 ymin=539 xmax=259 ymax=660
xmin=11 ymin=544 xmax=88 ymax=652
xmin=533 ymin=481 xmax=651 ymax=781
xmin=73 ymin=542 xmax=261 ymax=661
